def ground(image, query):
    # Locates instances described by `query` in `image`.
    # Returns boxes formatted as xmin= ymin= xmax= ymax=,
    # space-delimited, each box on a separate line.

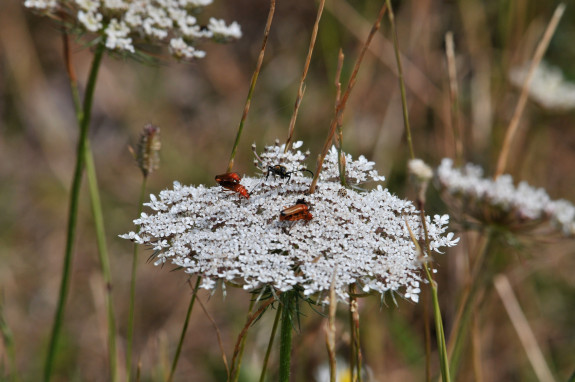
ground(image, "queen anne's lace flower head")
xmin=437 ymin=158 xmax=575 ymax=236
xmin=23 ymin=0 xmax=241 ymax=60
xmin=121 ymin=143 xmax=459 ymax=303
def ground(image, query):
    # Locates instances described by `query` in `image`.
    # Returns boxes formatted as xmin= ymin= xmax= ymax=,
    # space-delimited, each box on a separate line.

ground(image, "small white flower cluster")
xmin=121 ymin=143 xmax=459 ymax=303
xmin=437 ymin=158 xmax=575 ymax=236
xmin=23 ymin=0 xmax=241 ymax=60
xmin=408 ymin=159 xmax=433 ymax=182
xmin=509 ymin=61 xmax=575 ymax=111
xmin=318 ymin=147 xmax=387 ymax=184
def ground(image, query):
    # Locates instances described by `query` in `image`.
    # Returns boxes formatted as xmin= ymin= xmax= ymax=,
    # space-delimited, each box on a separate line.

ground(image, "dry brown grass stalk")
xmin=227 ymin=0 xmax=276 ymax=173
xmin=494 ymin=3 xmax=565 ymax=177
xmin=284 ymin=0 xmax=326 ymax=153
xmin=309 ymin=3 xmax=387 ymax=193
xmin=494 ymin=275 xmax=556 ymax=382
xmin=445 ymin=31 xmax=464 ymax=165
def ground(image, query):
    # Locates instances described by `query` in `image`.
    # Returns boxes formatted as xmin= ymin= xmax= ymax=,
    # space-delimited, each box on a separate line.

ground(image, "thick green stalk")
xmin=44 ymin=41 xmax=105 ymax=382
xmin=84 ymin=142 xmax=118 ymax=382
xmin=126 ymin=177 xmax=148 ymax=381
xmin=63 ymin=33 xmax=117 ymax=381
xmin=279 ymin=292 xmax=294 ymax=382
xmin=167 ymin=277 xmax=201 ymax=382
xmin=259 ymin=304 xmax=282 ymax=382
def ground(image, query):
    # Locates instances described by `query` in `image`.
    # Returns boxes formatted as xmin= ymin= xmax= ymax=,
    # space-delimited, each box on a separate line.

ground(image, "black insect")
xmin=266 ymin=165 xmax=314 ymax=182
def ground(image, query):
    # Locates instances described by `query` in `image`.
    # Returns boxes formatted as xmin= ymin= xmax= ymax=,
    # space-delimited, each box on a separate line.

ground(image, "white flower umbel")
xmin=121 ymin=143 xmax=459 ymax=303
xmin=23 ymin=0 xmax=241 ymax=60
xmin=509 ymin=61 xmax=575 ymax=111
xmin=437 ymin=158 xmax=575 ymax=236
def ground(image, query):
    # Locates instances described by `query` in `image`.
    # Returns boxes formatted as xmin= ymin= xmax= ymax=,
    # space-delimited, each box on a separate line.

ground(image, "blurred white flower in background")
xmin=437 ymin=158 xmax=575 ymax=236
xmin=509 ymin=61 xmax=575 ymax=111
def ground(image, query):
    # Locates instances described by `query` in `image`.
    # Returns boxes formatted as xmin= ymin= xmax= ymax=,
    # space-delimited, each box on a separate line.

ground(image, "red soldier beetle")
xmin=279 ymin=199 xmax=313 ymax=222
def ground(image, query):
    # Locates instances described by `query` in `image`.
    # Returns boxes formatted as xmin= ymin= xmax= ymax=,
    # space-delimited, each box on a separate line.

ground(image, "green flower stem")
xmin=126 ymin=177 xmax=148 ymax=381
xmin=348 ymin=291 xmax=355 ymax=382
xmin=279 ymin=292 xmax=295 ymax=382
xmin=423 ymin=264 xmax=450 ymax=382
xmin=416 ymin=205 xmax=450 ymax=382
xmin=167 ymin=277 xmax=201 ymax=382
xmin=387 ymin=0 xmax=449 ymax=376
xmin=44 ymin=41 xmax=105 ymax=382
xmin=63 ymin=33 xmax=118 ymax=382
xmin=259 ymin=305 xmax=282 ymax=382
xmin=84 ymin=142 xmax=118 ymax=382
xmin=348 ymin=286 xmax=363 ymax=382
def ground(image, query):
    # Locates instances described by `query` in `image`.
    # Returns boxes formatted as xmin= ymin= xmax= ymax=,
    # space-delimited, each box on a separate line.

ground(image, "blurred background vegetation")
xmin=0 ymin=0 xmax=574 ymax=380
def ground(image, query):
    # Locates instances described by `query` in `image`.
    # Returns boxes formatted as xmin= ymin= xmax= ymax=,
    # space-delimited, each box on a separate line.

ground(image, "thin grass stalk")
xmin=446 ymin=230 xmax=492 ymax=368
xmin=414 ymin=206 xmax=450 ymax=382
xmin=348 ymin=286 xmax=355 ymax=382
xmin=0 ymin=294 xmax=16 ymax=382
xmin=494 ymin=275 xmax=556 ymax=382
xmin=84 ymin=142 xmax=118 ymax=382
xmin=279 ymin=291 xmax=295 ymax=382
xmin=471 ymin=315 xmax=483 ymax=382
xmin=126 ymin=177 xmax=147 ymax=381
xmin=167 ymin=277 xmax=201 ymax=382
xmin=494 ymin=3 xmax=565 ymax=177
xmin=388 ymin=1 xmax=450 ymax=375
xmin=309 ymin=4 xmax=387 ymax=193
xmin=385 ymin=0 xmax=414 ymax=160
xmin=326 ymin=270 xmax=337 ymax=382
xmin=196 ymin=296 xmax=230 ymax=377
xmin=44 ymin=41 xmax=105 ymax=382
xmin=407 ymin=217 xmax=450 ymax=382
xmin=135 ymin=362 xmax=141 ymax=382
xmin=62 ymin=32 xmax=81 ymax=118
xmin=423 ymin=263 xmax=450 ymax=382
xmin=444 ymin=32 xmax=464 ymax=166
xmin=333 ymin=49 xmax=347 ymax=187
xmin=423 ymin=288 xmax=431 ymax=382
xmin=350 ymin=290 xmax=363 ymax=382
xmin=227 ymin=0 xmax=275 ymax=172
xmin=284 ymin=0 xmax=325 ymax=152
xmin=232 ymin=298 xmax=256 ymax=382
xmin=259 ymin=304 xmax=282 ymax=382
xmin=63 ymin=33 xmax=118 ymax=381
xmin=230 ymin=299 xmax=275 ymax=380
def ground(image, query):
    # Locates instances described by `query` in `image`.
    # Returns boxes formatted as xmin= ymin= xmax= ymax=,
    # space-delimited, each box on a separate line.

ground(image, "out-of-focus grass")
xmin=1 ymin=0 xmax=574 ymax=380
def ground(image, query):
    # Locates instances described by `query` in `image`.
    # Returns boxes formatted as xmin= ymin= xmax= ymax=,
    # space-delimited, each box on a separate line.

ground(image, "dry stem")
xmin=494 ymin=3 xmax=565 ymax=177
xmin=494 ymin=275 xmax=556 ymax=382
xmin=196 ymin=296 xmax=230 ymax=377
xmin=445 ymin=31 xmax=464 ymax=165
xmin=309 ymin=3 xmax=387 ymax=193
xmin=284 ymin=0 xmax=325 ymax=152
xmin=227 ymin=0 xmax=276 ymax=172
xmin=325 ymin=269 xmax=337 ymax=382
